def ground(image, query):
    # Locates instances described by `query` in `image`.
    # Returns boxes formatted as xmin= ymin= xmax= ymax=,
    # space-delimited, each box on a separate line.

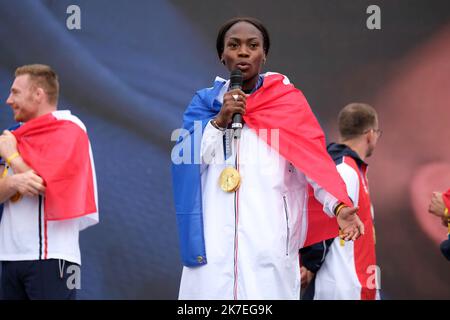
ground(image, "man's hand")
xmin=337 ymin=206 xmax=365 ymax=241
xmin=428 ymin=192 xmax=446 ymax=218
xmin=300 ymin=266 xmax=315 ymax=289
xmin=9 ymin=170 xmax=46 ymax=196
xmin=0 ymin=130 xmax=18 ymax=160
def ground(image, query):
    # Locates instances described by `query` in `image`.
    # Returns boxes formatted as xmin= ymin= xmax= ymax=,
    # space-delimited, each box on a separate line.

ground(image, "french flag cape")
xmin=12 ymin=112 xmax=97 ymax=221
xmin=172 ymin=73 xmax=352 ymax=267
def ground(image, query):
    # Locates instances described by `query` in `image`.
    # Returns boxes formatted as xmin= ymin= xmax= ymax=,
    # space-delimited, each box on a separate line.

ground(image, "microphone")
xmin=229 ymin=69 xmax=243 ymax=139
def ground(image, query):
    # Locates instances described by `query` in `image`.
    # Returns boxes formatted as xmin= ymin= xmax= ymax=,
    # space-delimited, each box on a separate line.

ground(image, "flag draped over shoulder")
xmin=172 ymin=73 xmax=352 ymax=267
xmin=244 ymin=73 xmax=352 ymax=246
xmin=12 ymin=112 xmax=97 ymax=221
xmin=172 ymin=80 xmax=225 ymax=267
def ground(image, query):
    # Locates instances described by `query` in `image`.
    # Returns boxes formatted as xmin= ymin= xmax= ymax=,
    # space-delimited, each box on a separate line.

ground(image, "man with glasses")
xmin=300 ymin=103 xmax=382 ymax=300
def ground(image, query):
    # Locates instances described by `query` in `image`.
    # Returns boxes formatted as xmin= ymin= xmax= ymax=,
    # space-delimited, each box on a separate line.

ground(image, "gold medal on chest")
xmin=10 ymin=192 xmax=22 ymax=203
xmin=3 ymin=168 xmax=22 ymax=202
xmin=219 ymin=167 xmax=241 ymax=192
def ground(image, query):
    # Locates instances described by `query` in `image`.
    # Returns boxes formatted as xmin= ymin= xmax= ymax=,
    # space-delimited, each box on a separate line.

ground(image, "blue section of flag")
xmin=172 ymin=79 xmax=225 ymax=267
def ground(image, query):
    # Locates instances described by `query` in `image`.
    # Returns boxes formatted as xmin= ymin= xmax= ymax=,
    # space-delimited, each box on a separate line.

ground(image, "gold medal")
xmin=2 ymin=167 xmax=22 ymax=202
xmin=219 ymin=167 xmax=241 ymax=192
xmin=10 ymin=192 xmax=22 ymax=203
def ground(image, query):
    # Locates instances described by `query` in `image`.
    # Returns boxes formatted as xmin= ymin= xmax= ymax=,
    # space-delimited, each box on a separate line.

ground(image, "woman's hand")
xmin=337 ymin=206 xmax=365 ymax=241
xmin=215 ymin=89 xmax=247 ymax=128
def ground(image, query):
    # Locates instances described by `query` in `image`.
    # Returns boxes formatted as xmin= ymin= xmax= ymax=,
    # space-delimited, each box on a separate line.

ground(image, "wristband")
xmin=6 ymin=152 xmax=19 ymax=166
xmin=335 ymin=203 xmax=346 ymax=217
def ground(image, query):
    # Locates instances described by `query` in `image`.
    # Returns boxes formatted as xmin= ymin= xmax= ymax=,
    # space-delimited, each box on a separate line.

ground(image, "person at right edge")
xmin=301 ymin=103 xmax=382 ymax=300
xmin=428 ymin=189 xmax=450 ymax=261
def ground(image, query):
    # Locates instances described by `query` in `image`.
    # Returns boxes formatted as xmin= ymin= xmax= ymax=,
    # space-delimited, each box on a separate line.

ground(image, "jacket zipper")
xmin=233 ymin=135 xmax=241 ymax=300
xmin=283 ymin=195 xmax=290 ymax=256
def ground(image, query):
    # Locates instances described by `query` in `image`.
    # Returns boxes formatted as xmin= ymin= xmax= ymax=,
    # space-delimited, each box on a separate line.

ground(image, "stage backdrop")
xmin=0 ymin=0 xmax=449 ymax=299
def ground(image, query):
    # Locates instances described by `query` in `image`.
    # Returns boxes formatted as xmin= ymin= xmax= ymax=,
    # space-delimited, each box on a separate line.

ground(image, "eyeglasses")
xmin=363 ymin=128 xmax=383 ymax=137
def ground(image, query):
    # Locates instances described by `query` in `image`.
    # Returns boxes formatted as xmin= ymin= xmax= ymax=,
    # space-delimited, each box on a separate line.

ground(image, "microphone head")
xmin=230 ymin=69 xmax=243 ymax=90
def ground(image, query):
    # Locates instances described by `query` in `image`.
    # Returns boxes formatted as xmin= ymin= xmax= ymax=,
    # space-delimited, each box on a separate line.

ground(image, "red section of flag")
xmin=303 ymin=185 xmax=340 ymax=247
xmin=12 ymin=113 xmax=96 ymax=221
xmin=443 ymin=189 xmax=450 ymax=210
xmin=244 ymin=74 xmax=351 ymax=246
